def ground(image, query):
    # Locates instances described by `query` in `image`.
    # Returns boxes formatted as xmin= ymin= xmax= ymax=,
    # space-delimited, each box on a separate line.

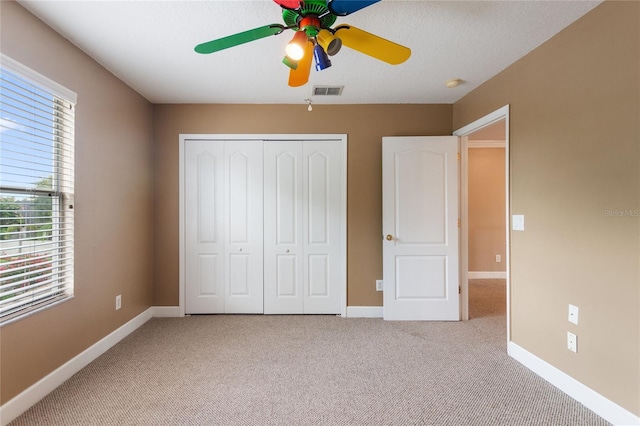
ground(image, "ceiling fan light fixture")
xmin=286 ymin=31 xmax=308 ymax=60
xmin=313 ymin=44 xmax=332 ymax=71
xmin=317 ymin=29 xmax=342 ymax=56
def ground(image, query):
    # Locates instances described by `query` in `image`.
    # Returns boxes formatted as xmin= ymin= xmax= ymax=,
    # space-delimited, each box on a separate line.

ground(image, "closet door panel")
xmin=224 ymin=141 xmax=264 ymax=313
xmin=185 ymin=141 xmax=225 ymax=314
xmin=264 ymin=141 xmax=304 ymax=314
xmin=303 ymin=141 xmax=343 ymax=314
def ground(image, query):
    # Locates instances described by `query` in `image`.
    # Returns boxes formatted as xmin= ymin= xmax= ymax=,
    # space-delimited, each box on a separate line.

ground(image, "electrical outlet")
xmin=568 ymin=304 xmax=579 ymax=325
xmin=115 ymin=294 xmax=122 ymax=311
xmin=567 ymin=332 xmax=577 ymax=353
xmin=376 ymin=280 xmax=383 ymax=292
xmin=495 ymin=254 xmax=501 ymax=263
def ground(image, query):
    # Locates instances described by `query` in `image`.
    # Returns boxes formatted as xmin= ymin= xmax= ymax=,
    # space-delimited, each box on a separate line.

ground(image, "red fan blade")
xmin=273 ymin=0 xmax=303 ymax=10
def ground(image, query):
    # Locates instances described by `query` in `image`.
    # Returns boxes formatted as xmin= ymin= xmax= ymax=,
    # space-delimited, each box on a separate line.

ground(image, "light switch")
xmin=512 ymin=215 xmax=525 ymax=231
xmin=568 ymin=304 xmax=579 ymax=325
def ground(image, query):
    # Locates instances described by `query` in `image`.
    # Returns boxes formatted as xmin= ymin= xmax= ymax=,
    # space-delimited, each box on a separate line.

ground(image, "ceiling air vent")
xmin=313 ymin=86 xmax=344 ymax=96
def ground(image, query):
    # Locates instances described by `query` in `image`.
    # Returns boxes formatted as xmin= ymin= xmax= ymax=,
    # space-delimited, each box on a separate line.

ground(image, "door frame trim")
xmin=178 ymin=134 xmax=348 ymax=318
xmin=453 ymin=105 xmax=510 ymax=341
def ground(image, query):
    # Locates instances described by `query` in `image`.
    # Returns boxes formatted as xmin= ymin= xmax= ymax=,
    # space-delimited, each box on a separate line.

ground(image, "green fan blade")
xmin=195 ymin=24 xmax=286 ymax=54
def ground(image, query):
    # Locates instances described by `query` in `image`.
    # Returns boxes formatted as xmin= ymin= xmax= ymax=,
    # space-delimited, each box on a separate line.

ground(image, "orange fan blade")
xmin=288 ymin=41 xmax=313 ymax=87
xmin=334 ymin=24 xmax=411 ymax=65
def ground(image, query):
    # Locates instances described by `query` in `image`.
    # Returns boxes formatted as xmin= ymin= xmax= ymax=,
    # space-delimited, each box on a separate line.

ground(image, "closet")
xmin=182 ymin=136 xmax=346 ymax=315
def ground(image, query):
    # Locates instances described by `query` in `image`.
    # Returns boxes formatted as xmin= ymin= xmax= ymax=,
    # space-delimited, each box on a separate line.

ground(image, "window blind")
xmin=0 ymin=57 xmax=75 ymax=325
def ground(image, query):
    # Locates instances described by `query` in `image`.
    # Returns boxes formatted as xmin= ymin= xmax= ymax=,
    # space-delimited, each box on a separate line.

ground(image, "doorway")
xmin=467 ymin=125 xmax=506 ymax=319
xmin=454 ymin=105 xmax=510 ymax=340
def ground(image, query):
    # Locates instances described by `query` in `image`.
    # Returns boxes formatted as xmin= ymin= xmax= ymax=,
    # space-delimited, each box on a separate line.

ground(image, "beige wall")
xmin=454 ymin=1 xmax=639 ymax=416
xmin=0 ymin=2 xmax=154 ymax=404
xmin=153 ymin=104 xmax=452 ymax=307
xmin=468 ymin=148 xmax=506 ymax=272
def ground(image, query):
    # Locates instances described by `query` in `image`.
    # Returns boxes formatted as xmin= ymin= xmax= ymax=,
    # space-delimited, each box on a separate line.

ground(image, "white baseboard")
xmin=151 ymin=306 xmax=182 ymax=317
xmin=0 ymin=308 xmax=153 ymax=426
xmin=508 ymin=342 xmax=639 ymax=426
xmin=346 ymin=306 xmax=383 ymax=318
xmin=468 ymin=271 xmax=507 ymax=279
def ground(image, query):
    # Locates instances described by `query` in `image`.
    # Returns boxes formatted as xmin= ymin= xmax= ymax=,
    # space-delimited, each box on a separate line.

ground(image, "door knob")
xmin=386 ymin=234 xmax=393 ymax=241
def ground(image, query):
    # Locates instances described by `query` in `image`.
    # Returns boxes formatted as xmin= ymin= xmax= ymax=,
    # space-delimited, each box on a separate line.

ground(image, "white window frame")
xmin=0 ymin=54 xmax=76 ymax=325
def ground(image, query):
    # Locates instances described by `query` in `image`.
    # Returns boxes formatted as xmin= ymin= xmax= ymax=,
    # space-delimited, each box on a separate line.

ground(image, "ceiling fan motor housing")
xmin=282 ymin=0 xmax=337 ymax=31
xmin=299 ymin=16 xmax=321 ymax=37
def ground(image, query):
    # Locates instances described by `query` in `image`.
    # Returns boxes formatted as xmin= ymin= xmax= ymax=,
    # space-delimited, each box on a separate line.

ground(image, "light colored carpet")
xmin=10 ymin=280 xmax=609 ymax=425
xmin=468 ymin=278 xmax=507 ymax=319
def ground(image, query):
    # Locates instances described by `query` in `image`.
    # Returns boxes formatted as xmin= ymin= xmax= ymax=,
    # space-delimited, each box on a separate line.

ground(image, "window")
xmin=0 ymin=55 xmax=76 ymax=325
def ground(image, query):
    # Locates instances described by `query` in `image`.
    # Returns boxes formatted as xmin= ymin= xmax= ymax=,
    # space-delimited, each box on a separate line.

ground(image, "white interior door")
xmin=382 ymin=136 xmax=459 ymax=320
xmin=185 ymin=140 xmax=263 ymax=314
xmin=183 ymin=135 xmax=346 ymax=316
xmin=264 ymin=140 xmax=343 ymax=314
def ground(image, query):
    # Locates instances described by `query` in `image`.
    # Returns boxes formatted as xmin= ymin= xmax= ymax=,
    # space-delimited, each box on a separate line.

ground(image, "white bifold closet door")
xmin=185 ymin=138 xmax=343 ymax=315
xmin=185 ymin=140 xmax=264 ymax=314
xmin=263 ymin=141 xmax=342 ymax=314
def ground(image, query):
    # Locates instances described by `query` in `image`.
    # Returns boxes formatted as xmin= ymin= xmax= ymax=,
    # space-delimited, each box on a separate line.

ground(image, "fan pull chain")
xmin=304 ymin=66 xmax=313 ymax=112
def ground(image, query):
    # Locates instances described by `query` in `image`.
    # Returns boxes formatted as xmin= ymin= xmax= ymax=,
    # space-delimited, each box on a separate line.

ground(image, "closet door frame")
xmin=179 ymin=134 xmax=347 ymax=318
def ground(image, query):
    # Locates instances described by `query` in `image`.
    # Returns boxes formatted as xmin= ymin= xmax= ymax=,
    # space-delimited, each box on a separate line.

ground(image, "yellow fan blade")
xmin=288 ymin=41 xmax=314 ymax=87
xmin=334 ymin=25 xmax=411 ymax=65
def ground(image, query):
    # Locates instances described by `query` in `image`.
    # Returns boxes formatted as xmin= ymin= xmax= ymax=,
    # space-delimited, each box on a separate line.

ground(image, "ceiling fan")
xmin=194 ymin=0 xmax=411 ymax=87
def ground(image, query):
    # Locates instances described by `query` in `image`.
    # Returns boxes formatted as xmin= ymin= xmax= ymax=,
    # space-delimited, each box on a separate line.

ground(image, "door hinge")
xmin=457 ymin=152 xmax=461 ymax=161
xmin=458 ymin=219 xmax=461 ymax=228
xmin=458 ymin=285 xmax=461 ymax=294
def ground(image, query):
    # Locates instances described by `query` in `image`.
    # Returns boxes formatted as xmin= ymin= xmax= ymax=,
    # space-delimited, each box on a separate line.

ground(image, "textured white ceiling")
xmin=18 ymin=0 xmax=601 ymax=105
